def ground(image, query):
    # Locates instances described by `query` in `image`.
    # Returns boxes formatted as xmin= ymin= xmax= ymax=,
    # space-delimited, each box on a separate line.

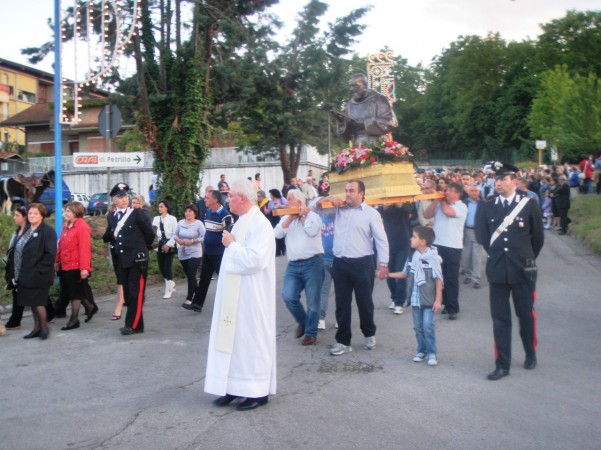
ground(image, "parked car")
xmin=87 ymin=191 xmax=148 ymax=215
xmin=71 ymin=193 xmax=90 ymax=211
xmin=87 ymin=193 xmax=109 ymax=215
xmin=37 ymin=178 xmax=71 ymax=215
xmin=0 ymin=174 xmax=71 ymax=216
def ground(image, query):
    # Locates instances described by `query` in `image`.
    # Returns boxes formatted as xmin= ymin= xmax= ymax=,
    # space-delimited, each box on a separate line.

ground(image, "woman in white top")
xmin=152 ymin=200 xmax=178 ymax=298
xmin=173 ymin=204 xmax=205 ymax=306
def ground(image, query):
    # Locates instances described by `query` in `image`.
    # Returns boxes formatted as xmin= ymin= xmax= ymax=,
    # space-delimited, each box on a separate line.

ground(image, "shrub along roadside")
xmin=0 ymin=214 xmax=184 ymax=306
xmin=569 ymin=194 xmax=601 ymax=254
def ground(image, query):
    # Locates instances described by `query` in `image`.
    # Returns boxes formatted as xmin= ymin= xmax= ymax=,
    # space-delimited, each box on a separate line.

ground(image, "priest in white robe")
xmin=204 ymin=179 xmax=276 ymax=411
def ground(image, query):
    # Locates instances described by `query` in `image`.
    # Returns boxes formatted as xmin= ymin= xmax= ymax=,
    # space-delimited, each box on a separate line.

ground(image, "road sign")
xmin=98 ymin=105 xmax=122 ymax=139
xmin=73 ymin=152 xmax=145 ymax=168
xmin=535 ymin=140 xmax=547 ymax=150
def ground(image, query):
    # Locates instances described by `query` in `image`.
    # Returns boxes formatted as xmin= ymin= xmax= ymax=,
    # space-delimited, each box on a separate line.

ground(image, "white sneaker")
xmin=413 ymin=352 xmax=427 ymax=362
xmin=330 ymin=342 xmax=352 ymax=355
xmin=428 ymin=354 xmax=438 ymax=366
xmin=388 ymin=301 xmax=395 ymax=309
xmin=364 ymin=336 xmax=376 ymax=350
xmin=169 ymin=280 xmax=176 ymax=292
xmin=318 ymin=319 xmax=326 ymax=330
xmin=394 ymin=306 xmax=404 ymax=315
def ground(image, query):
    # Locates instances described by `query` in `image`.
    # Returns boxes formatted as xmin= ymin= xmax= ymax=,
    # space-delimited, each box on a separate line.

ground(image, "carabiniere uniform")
xmin=102 ymin=184 xmax=155 ymax=334
xmin=476 ymin=189 xmax=544 ymax=372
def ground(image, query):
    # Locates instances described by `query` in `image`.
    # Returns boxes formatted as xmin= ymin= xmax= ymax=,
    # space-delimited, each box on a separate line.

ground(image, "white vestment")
xmin=204 ymin=209 xmax=277 ymax=397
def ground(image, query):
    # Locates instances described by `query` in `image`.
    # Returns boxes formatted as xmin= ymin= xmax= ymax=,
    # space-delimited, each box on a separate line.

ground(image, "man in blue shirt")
xmin=185 ymin=190 xmax=232 ymax=312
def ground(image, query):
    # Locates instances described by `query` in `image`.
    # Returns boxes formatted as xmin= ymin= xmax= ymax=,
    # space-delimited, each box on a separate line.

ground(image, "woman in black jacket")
xmin=13 ymin=203 xmax=57 ymax=340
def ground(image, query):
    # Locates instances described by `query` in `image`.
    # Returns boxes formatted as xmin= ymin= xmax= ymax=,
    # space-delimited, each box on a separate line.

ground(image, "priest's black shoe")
xmin=120 ymin=326 xmax=144 ymax=335
xmin=213 ymin=394 xmax=240 ymax=406
xmin=524 ymin=357 xmax=537 ymax=370
xmin=236 ymin=396 xmax=268 ymax=411
xmin=61 ymin=321 xmax=80 ymax=331
xmin=487 ymin=368 xmax=510 ymax=381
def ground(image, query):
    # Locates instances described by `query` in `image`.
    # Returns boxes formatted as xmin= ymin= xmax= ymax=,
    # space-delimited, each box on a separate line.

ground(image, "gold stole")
xmin=215 ymin=206 xmax=260 ymax=354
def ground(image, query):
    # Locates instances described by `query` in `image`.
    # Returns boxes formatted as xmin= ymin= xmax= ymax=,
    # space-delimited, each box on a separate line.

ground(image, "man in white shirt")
xmin=274 ymin=189 xmax=324 ymax=345
xmin=424 ymin=182 xmax=467 ymax=320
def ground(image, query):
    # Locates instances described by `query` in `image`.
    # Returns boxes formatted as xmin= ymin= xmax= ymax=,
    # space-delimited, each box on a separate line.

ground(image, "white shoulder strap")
xmin=114 ymin=208 xmax=134 ymax=239
xmin=489 ymin=197 xmax=530 ymax=247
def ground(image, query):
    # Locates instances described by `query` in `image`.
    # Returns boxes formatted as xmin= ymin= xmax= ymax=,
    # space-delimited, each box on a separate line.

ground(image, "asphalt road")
xmin=1 ymin=230 xmax=600 ymax=450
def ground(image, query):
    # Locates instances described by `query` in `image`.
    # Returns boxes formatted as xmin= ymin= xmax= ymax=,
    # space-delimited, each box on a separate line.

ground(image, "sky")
xmin=0 ymin=0 xmax=598 ymax=76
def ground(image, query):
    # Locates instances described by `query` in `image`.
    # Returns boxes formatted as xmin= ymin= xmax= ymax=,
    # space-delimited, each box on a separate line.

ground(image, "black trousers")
xmin=437 ymin=245 xmax=462 ymax=314
xmin=275 ymin=237 xmax=286 ymax=256
xmin=180 ymin=257 xmax=201 ymax=301
xmin=122 ymin=263 xmax=148 ymax=331
xmin=156 ymin=250 xmax=175 ymax=280
xmin=489 ymin=282 xmax=537 ymax=370
xmin=192 ymin=254 xmax=223 ymax=308
xmin=558 ymin=208 xmax=571 ymax=233
xmin=332 ymin=256 xmax=376 ymax=346
xmin=387 ymin=246 xmax=408 ymax=306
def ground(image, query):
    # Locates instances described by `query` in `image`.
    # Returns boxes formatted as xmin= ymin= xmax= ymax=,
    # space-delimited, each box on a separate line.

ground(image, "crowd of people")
xmin=0 ymin=157 xmax=591 ymax=408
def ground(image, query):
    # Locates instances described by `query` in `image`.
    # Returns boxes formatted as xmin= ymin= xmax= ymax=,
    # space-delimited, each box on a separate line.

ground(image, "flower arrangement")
xmin=330 ymin=139 xmax=414 ymax=174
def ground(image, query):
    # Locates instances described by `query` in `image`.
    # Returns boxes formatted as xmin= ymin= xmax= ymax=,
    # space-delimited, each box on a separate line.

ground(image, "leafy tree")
xmin=536 ymin=10 xmax=601 ymax=77
xmin=528 ymin=65 xmax=601 ymax=161
xmin=221 ymin=0 xmax=369 ymax=182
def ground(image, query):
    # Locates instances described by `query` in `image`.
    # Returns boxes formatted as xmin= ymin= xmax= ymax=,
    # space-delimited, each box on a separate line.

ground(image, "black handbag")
xmin=159 ymin=219 xmax=177 ymax=254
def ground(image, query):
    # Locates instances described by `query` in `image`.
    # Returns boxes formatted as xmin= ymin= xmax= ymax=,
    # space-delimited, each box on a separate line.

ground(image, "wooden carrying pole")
xmin=272 ymin=192 xmax=445 ymax=216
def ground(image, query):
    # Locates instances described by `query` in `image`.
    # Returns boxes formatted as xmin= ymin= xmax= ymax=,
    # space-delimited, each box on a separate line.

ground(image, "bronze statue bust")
xmin=333 ymin=73 xmax=398 ymax=146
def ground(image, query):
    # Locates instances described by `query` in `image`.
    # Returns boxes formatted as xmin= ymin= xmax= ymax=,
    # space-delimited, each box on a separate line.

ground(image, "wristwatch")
xmin=379 ymin=263 xmax=388 ymax=268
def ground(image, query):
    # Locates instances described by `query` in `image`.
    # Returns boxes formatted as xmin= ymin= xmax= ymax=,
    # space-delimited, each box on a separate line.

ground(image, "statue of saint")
xmin=332 ymin=73 xmax=398 ymax=147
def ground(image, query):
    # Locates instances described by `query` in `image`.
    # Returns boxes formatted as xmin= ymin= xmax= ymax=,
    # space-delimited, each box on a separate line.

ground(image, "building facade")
xmin=0 ymin=58 xmax=54 ymax=148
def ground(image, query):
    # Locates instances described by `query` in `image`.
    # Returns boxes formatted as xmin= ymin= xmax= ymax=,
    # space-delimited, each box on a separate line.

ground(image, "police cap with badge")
xmin=110 ymin=182 xmax=130 ymax=197
xmin=491 ymin=161 xmax=519 ymax=179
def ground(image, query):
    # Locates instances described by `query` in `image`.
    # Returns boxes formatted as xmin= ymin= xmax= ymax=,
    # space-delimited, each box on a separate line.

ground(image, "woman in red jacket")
xmin=55 ymin=201 xmax=93 ymax=330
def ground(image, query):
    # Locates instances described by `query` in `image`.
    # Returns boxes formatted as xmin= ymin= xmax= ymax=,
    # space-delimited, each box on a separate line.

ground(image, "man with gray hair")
xmin=302 ymin=176 xmax=317 ymax=202
xmin=274 ymin=189 xmax=324 ymax=345
xmin=205 ymin=179 xmax=276 ymax=411
xmin=462 ymin=183 xmax=484 ymax=289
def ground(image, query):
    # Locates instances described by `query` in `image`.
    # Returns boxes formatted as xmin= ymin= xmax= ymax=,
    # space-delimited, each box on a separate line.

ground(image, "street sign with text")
xmin=73 ymin=152 xmax=145 ymax=168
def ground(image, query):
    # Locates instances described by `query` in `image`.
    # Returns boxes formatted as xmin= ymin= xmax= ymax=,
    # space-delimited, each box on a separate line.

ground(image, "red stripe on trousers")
xmin=132 ymin=274 xmax=145 ymax=329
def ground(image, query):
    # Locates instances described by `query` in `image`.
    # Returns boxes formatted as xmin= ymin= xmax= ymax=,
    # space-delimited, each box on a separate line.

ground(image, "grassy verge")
xmin=569 ymin=194 xmax=601 ymax=254
xmin=0 ymin=215 xmax=184 ymax=306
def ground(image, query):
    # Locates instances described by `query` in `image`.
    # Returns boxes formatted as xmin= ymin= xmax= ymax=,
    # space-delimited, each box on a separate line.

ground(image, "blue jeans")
xmin=319 ymin=260 xmax=333 ymax=319
xmin=282 ymin=254 xmax=324 ymax=337
xmin=412 ymin=306 xmax=437 ymax=355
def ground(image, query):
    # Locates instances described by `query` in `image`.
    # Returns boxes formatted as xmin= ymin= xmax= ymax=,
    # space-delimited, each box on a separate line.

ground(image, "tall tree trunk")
xmin=278 ymin=144 xmax=301 ymax=184
xmin=175 ymin=0 xmax=181 ymax=49
xmin=133 ymin=33 xmax=159 ymax=154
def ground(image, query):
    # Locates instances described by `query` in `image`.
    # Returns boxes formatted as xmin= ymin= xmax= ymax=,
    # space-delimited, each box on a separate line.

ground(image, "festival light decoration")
xmin=57 ymin=0 xmax=140 ymax=124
